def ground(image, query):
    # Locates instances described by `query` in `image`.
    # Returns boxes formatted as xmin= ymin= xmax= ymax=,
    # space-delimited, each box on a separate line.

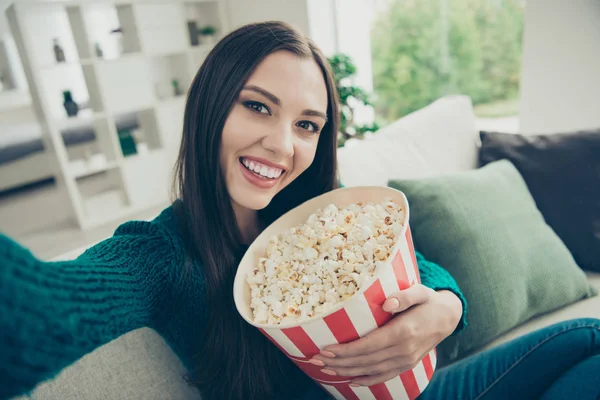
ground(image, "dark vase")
xmin=172 ymin=79 xmax=183 ymax=96
xmin=187 ymin=21 xmax=199 ymax=46
xmin=63 ymin=90 xmax=79 ymax=117
xmin=53 ymin=38 xmax=65 ymax=63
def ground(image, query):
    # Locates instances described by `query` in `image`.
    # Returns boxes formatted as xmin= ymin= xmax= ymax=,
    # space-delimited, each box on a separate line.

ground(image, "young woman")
xmin=1 ymin=21 xmax=599 ymax=400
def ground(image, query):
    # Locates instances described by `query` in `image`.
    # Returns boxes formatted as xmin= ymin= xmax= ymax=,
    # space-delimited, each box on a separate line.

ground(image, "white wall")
xmin=0 ymin=0 xmax=10 ymax=37
xmin=225 ymin=0 xmax=310 ymax=33
xmin=307 ymin=0 xmax=337 ymax=55
xmin=334 ymin=0 xmax=374 ymax=92
xmin=519 ymin=0 xmax=600 ymax=134
xmin=334 ymin=0 xmax=375 ymax=125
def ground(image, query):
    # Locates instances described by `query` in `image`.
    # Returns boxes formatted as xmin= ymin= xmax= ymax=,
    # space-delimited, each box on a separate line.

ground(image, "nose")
xmin=261 ymin=124 xmax=294 ymax=158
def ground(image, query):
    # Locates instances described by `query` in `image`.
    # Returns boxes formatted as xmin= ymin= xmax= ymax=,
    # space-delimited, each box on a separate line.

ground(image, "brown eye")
xmin=244 ymin=101 xmax=270 ymax=115
xmin=297 ymin=120 xmax=320 ymax=133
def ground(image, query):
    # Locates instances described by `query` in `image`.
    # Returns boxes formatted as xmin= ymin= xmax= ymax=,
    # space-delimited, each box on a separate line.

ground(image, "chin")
xmin=229 ymin=189 xmax=276 ymax=211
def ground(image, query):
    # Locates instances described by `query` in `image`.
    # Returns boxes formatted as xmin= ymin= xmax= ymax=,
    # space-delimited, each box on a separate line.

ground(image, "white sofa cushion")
xmin=15 ymin=329 xmax=201 ymax=400
xmin=337 ymin=95 xmax=479 ymax=186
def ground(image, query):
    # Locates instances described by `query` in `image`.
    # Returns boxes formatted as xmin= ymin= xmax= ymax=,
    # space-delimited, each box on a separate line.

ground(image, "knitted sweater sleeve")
xmin=416 ymin=251 xmax=468 ymax=335
xmin=0 ymin=221 xmax=180 ymax=400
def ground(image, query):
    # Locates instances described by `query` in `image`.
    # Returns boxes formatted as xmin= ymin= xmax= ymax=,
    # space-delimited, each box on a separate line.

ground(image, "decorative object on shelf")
xmin=83 ymin=146 xmax=93 ymax=161
xmin=69 ymin=159 xmax=87 ymax=177
xmin=87 ymin=153 xmax=108 ymax=171
xmin=199 ymin=25 xmax=217 ymax=45
xmin=187 ymin=20 xmax=200 ymax=46
xmin=110 ymin=27 xmax=124 ymax=55
xmin=172 ymin=79 xmax=183 ymax=97
xmin=117 ymin=128 xmax=137 ymax=156
xmin=136 ymin=142 xmax=149 ymax=156
xmin=62 ymin=90 xmax=79 ymax=117
xmin=53 ymin=38 xmax=65 ymax=63
xmin=154 ymin=81 xmax=169 ymax=100
xmin=6 ymin=0 xmax=228 ymax=229
xmin=94 ymin=42 xmax=104 ymax=59
xmin=131 ymin=128 xmax=149 ymax=155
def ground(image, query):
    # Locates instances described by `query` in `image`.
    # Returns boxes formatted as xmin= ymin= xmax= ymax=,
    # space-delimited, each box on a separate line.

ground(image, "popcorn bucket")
xmin=234 ymin=186 xmax=436 ymax=400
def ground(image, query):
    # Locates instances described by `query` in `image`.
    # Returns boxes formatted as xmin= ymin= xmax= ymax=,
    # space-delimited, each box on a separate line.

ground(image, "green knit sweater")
xmin=0 ymin=205 xmax=467 ymax=399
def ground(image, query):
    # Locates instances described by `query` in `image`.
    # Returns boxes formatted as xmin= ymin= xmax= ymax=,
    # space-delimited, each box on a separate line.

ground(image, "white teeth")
xmin=242 ymin=157 xmax=284 ymax=179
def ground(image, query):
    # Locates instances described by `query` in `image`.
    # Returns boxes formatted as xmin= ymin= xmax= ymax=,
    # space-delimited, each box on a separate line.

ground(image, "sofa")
xmin=13 ymin=95 xmax=600 ymax=400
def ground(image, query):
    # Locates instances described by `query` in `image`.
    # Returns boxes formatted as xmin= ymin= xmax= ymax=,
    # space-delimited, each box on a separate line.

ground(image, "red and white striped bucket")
xmin=234 ymin=186 xmax=436 ymax=399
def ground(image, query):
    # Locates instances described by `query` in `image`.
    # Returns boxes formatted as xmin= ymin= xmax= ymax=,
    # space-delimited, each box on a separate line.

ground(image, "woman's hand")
xmin=309 ymin=285 xmax=463 ymax=386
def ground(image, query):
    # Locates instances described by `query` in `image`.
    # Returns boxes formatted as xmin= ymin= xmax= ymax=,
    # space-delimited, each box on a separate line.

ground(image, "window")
xmin=371 ymin=0 xmax=525 ymax=125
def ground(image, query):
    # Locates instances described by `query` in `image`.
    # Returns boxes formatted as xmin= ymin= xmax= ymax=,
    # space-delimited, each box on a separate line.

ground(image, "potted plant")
xmin=327 ymin=53 xmax=379 ymax=147
xmin=198 ymin=25 xmax=217 ymax=45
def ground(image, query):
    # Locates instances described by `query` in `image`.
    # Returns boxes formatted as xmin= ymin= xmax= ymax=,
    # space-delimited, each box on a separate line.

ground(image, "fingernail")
xmin=321 ymin=369 xmax=337 ymax=376
xmin=350 ymin=383 xmax=361 ymax=387
xmin=321 ymin=351 xmax=336 ymax=358
xmin=383 ymin=298 xmax=400 ymax=312
xmin=308 ymin=359 xmax=325 ymax=367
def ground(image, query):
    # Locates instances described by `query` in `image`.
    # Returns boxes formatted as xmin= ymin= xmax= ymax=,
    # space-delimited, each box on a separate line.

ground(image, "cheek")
xmin=220 ymin=116 xmax=241 ymax=153
xmin=222 ymin=108 xmax=269 ymax=150
xmin=220 ymin=110 xmax=252 ymax=163
xmin=292 ymin=138 xmax=319 ymax=174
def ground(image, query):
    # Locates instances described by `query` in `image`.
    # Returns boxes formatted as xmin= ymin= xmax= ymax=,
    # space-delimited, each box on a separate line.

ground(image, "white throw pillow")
xmin=337 ymin=95 xmax=479 ymax=187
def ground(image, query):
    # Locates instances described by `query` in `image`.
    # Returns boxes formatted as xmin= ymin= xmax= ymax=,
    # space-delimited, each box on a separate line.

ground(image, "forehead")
xmin=245 ymin=50 xmax=328 ymax=112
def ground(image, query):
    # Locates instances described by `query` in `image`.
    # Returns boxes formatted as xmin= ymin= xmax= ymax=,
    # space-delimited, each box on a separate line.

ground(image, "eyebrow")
xmin=242 ymin=85 xmax=328 ymax=122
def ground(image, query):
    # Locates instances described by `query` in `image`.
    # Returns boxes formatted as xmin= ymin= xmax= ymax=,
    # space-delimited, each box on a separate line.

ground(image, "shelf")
xmin=136 ymin=2 xmax=188 ymax=55
xmin=81 ymin=187 xmax=130 ymax=228
xmin=121 ymin=149 xmax=170 ymax=209
xmin=95 ymin=56 xmax=154 ymax=113
xmin=94 ymin=52 xmax=144 ymax=64
xmin=184 ymin=1 xmax=223 ymax=48
xmin=7 ymin=0 xmax=227 ymax=230
xmin=56 ymin=109 xmax=105 ymax=131
xmin=38 ymin=60 xmax=84 ymax=70
xmin=157 ymin=95 xmax=187 ymax=106
xmin=71 ymin=158 xmax=119 ymax=179
xmin=114 ymin=108 xmax=162 ymax=157
xmin=0 ymin=90 xmax=31 ymax=110
xmin=123 ymin=145 xmax=162 ymax=161
xmin=149 ymin=53 xmax=191 ymax=100
xmin=189 ymin=43 xmax=214 ymax=54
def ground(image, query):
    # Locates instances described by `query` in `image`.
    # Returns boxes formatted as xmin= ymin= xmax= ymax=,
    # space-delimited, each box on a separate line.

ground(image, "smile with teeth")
xmin=240 ymin=157 xmax=285 ymax=179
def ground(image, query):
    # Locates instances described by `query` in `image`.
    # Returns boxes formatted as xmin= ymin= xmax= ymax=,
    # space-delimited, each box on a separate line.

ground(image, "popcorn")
xmin=248 ymin=198 xmax=406 ymax=325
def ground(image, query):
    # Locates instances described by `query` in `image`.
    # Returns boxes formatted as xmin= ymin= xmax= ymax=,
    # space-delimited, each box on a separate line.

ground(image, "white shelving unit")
xmin=6 ymin=0 xmax=228 ymax=230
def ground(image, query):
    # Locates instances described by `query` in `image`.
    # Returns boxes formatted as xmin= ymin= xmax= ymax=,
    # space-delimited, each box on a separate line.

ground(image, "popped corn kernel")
xmin=248 ymin=198 xmax=406 ymax=324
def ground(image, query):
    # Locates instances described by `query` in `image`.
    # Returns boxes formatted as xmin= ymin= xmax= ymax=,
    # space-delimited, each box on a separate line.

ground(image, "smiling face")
xmin=219 ymin=50 xmax=329 ymax=213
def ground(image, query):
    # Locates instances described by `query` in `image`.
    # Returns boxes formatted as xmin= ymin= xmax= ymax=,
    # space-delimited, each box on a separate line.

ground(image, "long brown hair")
xmin=173 ymin=21 xmax=340 ymax=400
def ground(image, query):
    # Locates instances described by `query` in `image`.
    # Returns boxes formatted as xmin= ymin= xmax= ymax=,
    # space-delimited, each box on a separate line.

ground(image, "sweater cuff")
xmin=415 ymin=251 xmax=468 ymax=336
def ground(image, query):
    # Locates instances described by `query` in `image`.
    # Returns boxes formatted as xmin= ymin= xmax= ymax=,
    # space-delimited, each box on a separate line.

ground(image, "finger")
xmin=321 ymin=358 xmax=401 ymax=378
xmin=322 ymin=322 xmax=397 ymax=358
xmin=382 ymin=284 xmax=434 ymax=313
xmin=312 ymin=343 xmax=403 ymax=368
xmin=351 ymin=368 xmax=405 ymax=387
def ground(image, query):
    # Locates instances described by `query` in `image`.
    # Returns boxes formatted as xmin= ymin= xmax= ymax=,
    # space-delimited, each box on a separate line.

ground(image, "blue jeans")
xmin=419 ymin=318 xmax=600 ymax=400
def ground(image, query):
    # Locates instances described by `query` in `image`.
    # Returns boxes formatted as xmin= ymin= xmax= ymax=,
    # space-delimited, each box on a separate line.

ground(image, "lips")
xmin=239 ymin=158 xmax=285 ymax=189
xmin=240 ymin=157 xmax=285 ymax=179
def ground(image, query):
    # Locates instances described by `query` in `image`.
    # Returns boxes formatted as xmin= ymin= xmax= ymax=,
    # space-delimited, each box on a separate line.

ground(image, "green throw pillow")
xmin=388 ymin=160 xmax=596 ymax=365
